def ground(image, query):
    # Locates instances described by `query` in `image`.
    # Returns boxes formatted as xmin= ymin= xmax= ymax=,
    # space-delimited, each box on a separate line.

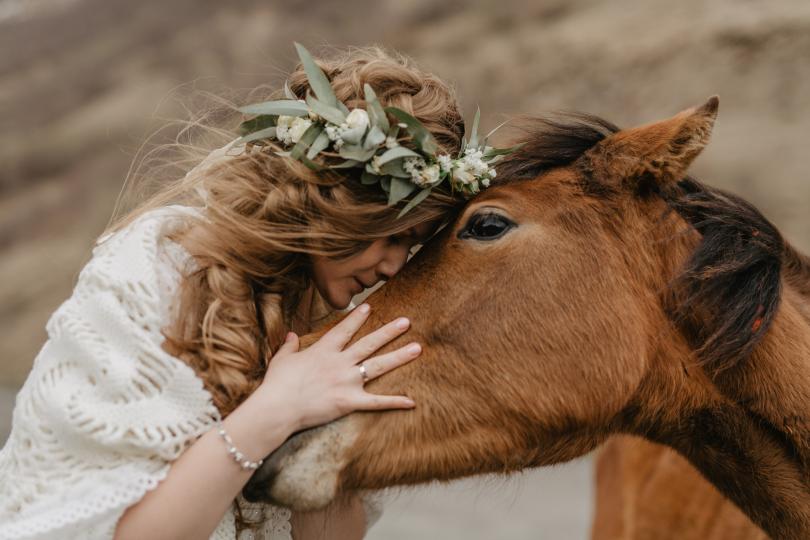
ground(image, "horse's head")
xmin=246 ymin=98 xmax=747 ymax=510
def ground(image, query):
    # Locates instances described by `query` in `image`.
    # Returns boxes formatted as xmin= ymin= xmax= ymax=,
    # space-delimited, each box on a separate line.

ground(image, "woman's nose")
xmin=377 ymin=245 xmax=410 ymax=281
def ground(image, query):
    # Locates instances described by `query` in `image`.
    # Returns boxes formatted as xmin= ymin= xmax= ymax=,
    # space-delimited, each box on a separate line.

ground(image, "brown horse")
xmin=594 ymin=437 xmax=768 ymax=539
xmin=244 ymin=97 xmax=810 ymax=539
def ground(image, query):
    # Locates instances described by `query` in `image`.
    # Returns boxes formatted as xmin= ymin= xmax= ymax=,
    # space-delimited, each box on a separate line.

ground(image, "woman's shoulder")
xmin=83 ymin=205 xmax=204 ymax=283
xmin=93 ymin=204 xmax=205 ymax=253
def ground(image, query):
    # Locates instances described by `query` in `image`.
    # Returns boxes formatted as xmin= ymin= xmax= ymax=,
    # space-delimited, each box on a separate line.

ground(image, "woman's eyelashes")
xmin=388 ymin=234 xmax=413 ymax=250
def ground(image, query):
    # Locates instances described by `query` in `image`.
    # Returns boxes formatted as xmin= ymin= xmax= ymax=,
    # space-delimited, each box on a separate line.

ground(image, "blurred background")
xmin=1 ymin=0 xmax=808 ymax=538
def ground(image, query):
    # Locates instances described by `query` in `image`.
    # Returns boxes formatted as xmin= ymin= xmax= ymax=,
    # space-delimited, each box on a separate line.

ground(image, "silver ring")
xmin=358 ymin=362 xmax=369 ymax=383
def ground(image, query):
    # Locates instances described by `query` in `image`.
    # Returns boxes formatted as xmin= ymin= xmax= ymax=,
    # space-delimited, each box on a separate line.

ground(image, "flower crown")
xmin=236 ymin=43 xmax=521 ymax=218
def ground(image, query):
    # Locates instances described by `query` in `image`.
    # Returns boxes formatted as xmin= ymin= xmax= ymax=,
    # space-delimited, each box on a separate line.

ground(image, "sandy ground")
xmin=0 ymin=384 xmax=594 ymax=539
xmin=0 ymin=386 xmax=12 ymax=448
xmin=367 ymin=458 xmax=593 ymax=540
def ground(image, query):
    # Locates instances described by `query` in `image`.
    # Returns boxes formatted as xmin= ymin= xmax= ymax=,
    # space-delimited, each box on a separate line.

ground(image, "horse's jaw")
xmin=243 ymin=416 xmax=360 ymax=511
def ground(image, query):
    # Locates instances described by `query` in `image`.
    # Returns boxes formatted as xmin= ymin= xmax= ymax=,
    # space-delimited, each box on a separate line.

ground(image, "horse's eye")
xmin=458 ymin=212 xmax=515 ymax=241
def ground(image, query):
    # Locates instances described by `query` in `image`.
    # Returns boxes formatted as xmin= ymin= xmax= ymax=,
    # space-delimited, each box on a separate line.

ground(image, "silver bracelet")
xmin=217 ymin=423 xmax=264 ymax=471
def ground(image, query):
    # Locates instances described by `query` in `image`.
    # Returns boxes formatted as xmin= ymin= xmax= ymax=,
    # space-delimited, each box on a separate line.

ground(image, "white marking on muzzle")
xmin=270 ymin=416 xmax=360 ymax=510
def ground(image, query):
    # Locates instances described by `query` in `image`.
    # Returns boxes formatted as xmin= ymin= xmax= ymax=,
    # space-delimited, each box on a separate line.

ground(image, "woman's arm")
xmin=114 ymin=303 xmax=420 ymax=540
xmin=114 ymin=387 xmax=295 ymax=540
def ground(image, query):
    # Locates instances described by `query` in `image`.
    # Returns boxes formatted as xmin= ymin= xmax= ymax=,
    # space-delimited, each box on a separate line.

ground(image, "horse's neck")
xmin=712 ymin=286 xmax=810 ymax=469
xmin=637 ymin=290 xmax=810 ymax=539
xmin=784 ymin=242 xmax=810 ymax=299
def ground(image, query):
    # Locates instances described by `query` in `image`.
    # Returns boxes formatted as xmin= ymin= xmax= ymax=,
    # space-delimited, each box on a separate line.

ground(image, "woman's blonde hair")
xmin=104 ymin=45 xmax=466 ymax=417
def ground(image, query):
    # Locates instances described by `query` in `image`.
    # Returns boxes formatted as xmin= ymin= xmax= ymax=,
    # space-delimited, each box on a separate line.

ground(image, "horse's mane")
xmin=496 ymin=112 xmax=619 ymax=181
xmin=497 ymin=112 xmax=795 ymax=373
xmin=665 ymin=177 xmax=784 ymax=373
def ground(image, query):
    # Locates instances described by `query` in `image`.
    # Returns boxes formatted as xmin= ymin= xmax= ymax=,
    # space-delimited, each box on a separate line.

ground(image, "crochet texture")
xmin=0 ymin=205 xmax=293 ymax=540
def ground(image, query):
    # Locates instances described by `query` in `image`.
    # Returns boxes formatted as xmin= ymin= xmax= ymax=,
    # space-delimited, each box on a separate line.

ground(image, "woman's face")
xmin=311 ymin=220 xmax=441 ymax=310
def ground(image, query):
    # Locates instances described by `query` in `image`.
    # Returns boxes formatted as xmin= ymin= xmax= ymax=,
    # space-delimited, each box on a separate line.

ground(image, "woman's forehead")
xmin=409 ymin=219 xmax=443 ymax=240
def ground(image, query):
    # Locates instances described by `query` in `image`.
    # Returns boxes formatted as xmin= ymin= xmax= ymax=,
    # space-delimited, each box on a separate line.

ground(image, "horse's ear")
xmin=585 ymin=96 xmax=719 ymax=190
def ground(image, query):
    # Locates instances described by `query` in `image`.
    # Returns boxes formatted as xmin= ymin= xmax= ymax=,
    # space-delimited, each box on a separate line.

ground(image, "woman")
xmin=0 ymin=44 xmax=508 ymax=539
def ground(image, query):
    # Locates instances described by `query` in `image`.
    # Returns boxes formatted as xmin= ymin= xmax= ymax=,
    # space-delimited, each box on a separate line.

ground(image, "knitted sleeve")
xmin=0 ymin=206 xmax=231 ymax=540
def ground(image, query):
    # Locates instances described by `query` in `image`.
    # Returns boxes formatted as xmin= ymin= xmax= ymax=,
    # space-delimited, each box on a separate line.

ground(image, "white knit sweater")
xmin=0 ymin=205 xmax=294 ymax=540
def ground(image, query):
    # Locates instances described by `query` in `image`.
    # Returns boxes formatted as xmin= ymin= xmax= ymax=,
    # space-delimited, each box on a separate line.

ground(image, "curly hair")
xmin=102 ymin=45 xmax=467 ymax=418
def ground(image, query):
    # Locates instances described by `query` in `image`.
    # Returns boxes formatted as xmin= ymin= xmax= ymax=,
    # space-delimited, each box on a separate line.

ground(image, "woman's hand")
xmin=257 ymin=303 xmax=421 ymax=434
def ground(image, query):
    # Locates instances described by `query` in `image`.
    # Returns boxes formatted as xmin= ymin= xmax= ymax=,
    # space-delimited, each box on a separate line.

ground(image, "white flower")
xmin=345 ymin=108 xmax=370 ymax=131
xmin=461 ymin=147 xmax=490 ymax=176
xmin=325 ymin=125 xmax=340 ymax=141
xmin=275 ymin=115 xmax=295 ymax=145
xmin=481 ymin=177 xmax=491 ymax=188
xmin=403 ymin=156 xmax=427 ymax=178
xmin=369 ymin=155 xmax=383 ymax=174
xmin=489 ymin=168 xmax=497 ymax=179
xmin=385 ymin=136 xmax=399 ymax=149
xmin=415 ymin=164 xmax=442 ymax=187
xmin=437 ymin=154 xmax=453 ymax=172
xmin=288 ymin=117 xmax=313 ymax=144
xmin=451 ymin=161 xmax=476 ymax=185
xmin=325 ymin=125 xmax=344 ymax=149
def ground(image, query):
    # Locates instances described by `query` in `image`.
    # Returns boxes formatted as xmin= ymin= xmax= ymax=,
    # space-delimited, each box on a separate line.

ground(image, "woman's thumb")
xmin=275 ymin=331 xmax=299 ymax=356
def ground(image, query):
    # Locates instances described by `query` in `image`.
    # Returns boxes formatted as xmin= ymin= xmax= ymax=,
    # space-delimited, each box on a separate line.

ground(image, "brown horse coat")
xmin=245 ymin=98 xmax=810 ymax=539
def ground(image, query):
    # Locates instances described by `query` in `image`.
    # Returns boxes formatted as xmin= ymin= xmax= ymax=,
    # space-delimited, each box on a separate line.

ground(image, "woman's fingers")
xmin=318 ymin=303 xmax=371 ymax=350
xmin=354 ymin=393 xmax=416 ymax=411
xmin=346 ymin=317 xmax=411 ymax=361
xmin=359 ymin=342 xmax=421 ymax=381
xmin=274 ymin=332 xmax=299 ymax=357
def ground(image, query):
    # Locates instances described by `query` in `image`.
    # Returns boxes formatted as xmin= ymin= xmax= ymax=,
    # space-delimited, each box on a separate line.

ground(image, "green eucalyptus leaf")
xmin=397 ymin=187 xmax=433 ymax=218
xmin=361 ymin=171 xmax=380 ymax=185
xmin=238 ymin=114 xmax=277 ymax=135
xmin=340 ymin=125 xmax=366 ymax=145
xmin=306 ymin=130 xmax=331 ymax=159
xmin=283 ymin=80 xmax=297 ymax=100
xmin=339 ymin=144 xmax=376 ymax=162
xmin=388 ymin=177 xmax=418 ymax=206
xmin=289 ymin=124 xmax=323 ymax=160
xmin=237 ymin=126 xmax=277 ymax=144
xmin=363 ymin=125 xmax=386 ymax=150
xmin=482 ymin=142 xmax=525 ymax=160
xmin=330 ymin=159 xmax=361 ymax=169
xmin=337 ymin=101 xmax=350 ymax=116
xmin=364 ymin=83 xmax=390 ymax=132
xmin=468 ymin=106 xmax=481 ymax=148
xmin=380 ymin=159 xmax=410 ymax=178
xmin=305 ymin=94 xmax=345 ymax=125
xmin=380 ymin=176 xmax=392 ymax=193
xmin=294 ymin=42 xmax=339 ymax=108
xmin=239 ymin=99 xmax=308 ymax=116
xmin=300 ymin=155 xmax=326 ymax=170
xmin=483 ymin=118 xmax=511 ymax=145
xmin=377 ymin=146 xmax=420 ymax=165
xmin=385 ymin=107 xmax=439 ymax=154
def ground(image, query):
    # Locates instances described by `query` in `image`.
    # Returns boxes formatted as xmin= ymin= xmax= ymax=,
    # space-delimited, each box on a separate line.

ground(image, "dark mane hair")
xmin=497 ymin=112 xmax=787 ymax=373
xmin=664 ymin=177 xmax=784 ymax=373
xmin=496 ymin=113 xmax=619 ymax=180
